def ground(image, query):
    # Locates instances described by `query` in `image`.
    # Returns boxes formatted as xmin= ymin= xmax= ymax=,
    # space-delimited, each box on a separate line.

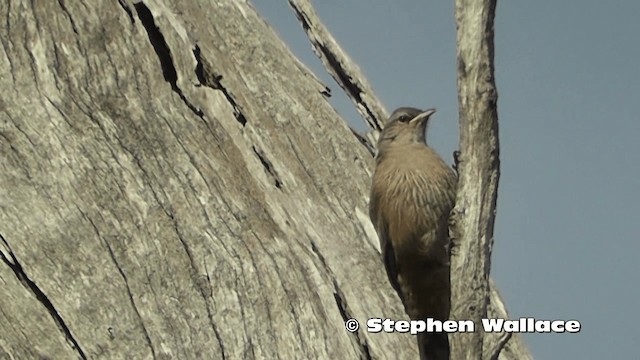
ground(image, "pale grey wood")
xmin=0 ymin=0 xmax=414 ymax=358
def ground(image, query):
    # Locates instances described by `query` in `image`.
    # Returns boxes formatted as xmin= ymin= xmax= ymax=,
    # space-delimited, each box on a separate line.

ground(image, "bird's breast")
xmin=373 ymin=145 xmax=455 ymax=212
xmin=371 ymin=144 xmax=456 ymax=251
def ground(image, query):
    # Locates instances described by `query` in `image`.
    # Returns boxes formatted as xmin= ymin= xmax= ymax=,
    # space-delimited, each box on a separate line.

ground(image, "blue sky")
xmin=254 ymin=1 xmax=639 ymax=358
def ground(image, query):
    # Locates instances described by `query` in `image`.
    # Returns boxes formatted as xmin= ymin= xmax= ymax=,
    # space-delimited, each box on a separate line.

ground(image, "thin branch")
xmin=287 ymin=0 xmax=388 ymax=132
xmin=449 ymin=0 xmax=500 ymax=359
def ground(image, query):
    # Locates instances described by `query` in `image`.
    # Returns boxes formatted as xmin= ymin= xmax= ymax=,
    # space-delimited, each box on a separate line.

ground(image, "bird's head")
xmin=377 ymin=107 xmax=436 ymax=149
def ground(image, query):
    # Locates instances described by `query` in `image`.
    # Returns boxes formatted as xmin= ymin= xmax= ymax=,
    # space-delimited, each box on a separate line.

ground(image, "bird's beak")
xmin=409 ymin=108 xmax=436 ymax=125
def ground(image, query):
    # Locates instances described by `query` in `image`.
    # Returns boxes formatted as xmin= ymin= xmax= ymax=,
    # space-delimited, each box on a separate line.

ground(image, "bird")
xmin=369 ymin=107 xmax=457 ymax=360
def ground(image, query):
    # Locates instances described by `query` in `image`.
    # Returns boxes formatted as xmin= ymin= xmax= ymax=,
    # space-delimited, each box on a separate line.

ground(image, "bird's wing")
xmin=383 ymin=236 xmax=403 ymax=297
xmin=369 ymin=191 xmax=403 ymax=297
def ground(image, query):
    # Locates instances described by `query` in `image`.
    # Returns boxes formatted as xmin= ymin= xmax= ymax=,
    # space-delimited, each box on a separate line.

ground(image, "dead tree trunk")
xmin=0 ymin=0 xmax=530 ymax=359
xmin=0 ymin=0 xmax=411 ymax=358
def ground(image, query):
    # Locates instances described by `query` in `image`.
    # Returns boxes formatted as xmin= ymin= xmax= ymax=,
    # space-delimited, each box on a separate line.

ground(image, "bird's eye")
xmin=398 ymin=114 xmax=410 ymax=122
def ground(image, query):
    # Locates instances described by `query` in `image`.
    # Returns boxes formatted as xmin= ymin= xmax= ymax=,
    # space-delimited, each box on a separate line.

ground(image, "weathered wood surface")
xmin=449 ymin=0 xmax=499 ymax=356
xmin=0 ymin=0 xmax=412 ymax=358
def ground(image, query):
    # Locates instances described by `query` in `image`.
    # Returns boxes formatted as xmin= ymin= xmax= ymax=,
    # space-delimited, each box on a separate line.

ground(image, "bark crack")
xmin=193 ymin=44 xmax=248 ymax=127
xmin=117 ymin=0 xmax=135 ymax=25
xmin=308 ymin=240 xmax=372 ymax=360
xmin=133 ymin=2 xmax=204 ymax=119
xmin=251 ymin=145 xmax=283 ymax=189
xmin=54 ymin=0 xmax=89 ymax=66
xmin=350 ymin=128 xmax=376 ymax=157
xmin=57 ymin=0 xmax=79 ymax=35
xmin=0 ymin=233 xmax=88 ymax=359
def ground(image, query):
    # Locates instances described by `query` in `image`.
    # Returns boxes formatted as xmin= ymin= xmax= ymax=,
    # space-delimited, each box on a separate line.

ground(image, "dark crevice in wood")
xmin=133 ymin=2 xmax=176 ymax=85
xmin=117 ymin=0 xmax=135 ymax=25
xmin=193 ymin=44 xmax=209 ymax=85
xmin=317 ymin=41 xmax=376 ymax=124
xmin=320 ymin=86 xmax=331 ymax=98
xmin=57 ymin=0 xmax=79 ymax=35
xmin=350 ymin=128 xmax=375 ymax=157
xmin=452 ymin=150 xmax=462 ymax=173
xmin=251 ymin=145 xmax=283 ymax=189
xmin=0 ymin=233 xmax=88 ymax=359
xmin=309 ymin=239 xmax=372 ymax=360
xmin=192 ymin=44 xmax=248 ymax=127
xmin=134 ymin=2 xmax=204 ymax=119
xmin=332 ymin=281 xmax=372 ymax=360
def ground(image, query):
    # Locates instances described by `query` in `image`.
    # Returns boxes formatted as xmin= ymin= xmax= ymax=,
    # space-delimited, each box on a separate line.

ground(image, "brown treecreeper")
xmin=369 ymin=107 xmax=457 ymax=360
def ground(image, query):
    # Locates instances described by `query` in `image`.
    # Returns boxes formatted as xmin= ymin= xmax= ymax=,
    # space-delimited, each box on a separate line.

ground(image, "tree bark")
xmin=0 ymin=0 xmax=407 ymax=358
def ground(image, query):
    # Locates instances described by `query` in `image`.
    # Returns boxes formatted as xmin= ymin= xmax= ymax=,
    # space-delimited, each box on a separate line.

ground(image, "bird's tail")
xmin=417 ymin=332 xmax=449 ymax=360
